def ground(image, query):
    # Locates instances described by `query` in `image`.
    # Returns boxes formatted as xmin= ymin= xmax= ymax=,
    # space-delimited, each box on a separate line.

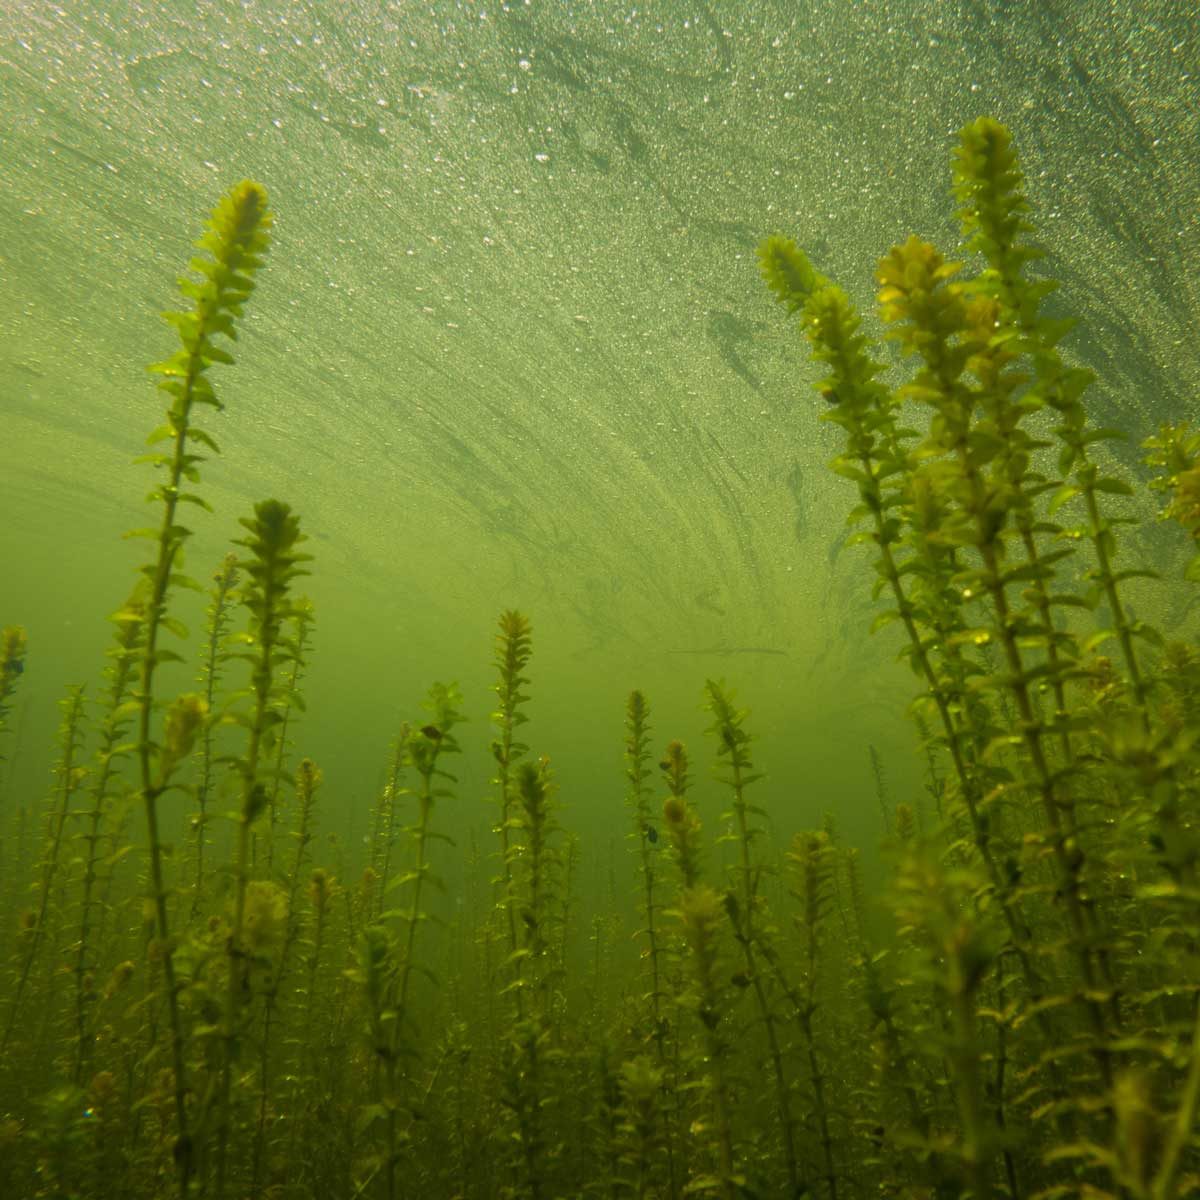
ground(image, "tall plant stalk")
xmin=191 ymin=552 xmax=239 ymax=915
xmin=250 ymin=756 xmax=321 ymax=1195
xmin=133 ymin=179 xmax=271 ymax=1195
xmin=2 ymin=685 xmax=87 ymax=1055
xmin=72 ymin=594 xmax=146 ymax=1084
xmin=491 ymin=610 xmax=533 ymax=1010
xmin=624 ymin=691 xmax=679 ymax=1200
xmin=705 ymin=681 xmax=802 ymax=1199
xmin=263 ymin=597 xmax=313 ymax=875
xmin=213 ymin=499 xmax=310 ymax=1200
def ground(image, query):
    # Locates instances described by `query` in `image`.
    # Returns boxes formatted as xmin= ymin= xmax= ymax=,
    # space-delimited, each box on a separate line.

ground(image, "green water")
xmin=2 ymin=1 xmax=1195 ymax=821
xmin=1 ymin=3 xmax=1198 ymax=1198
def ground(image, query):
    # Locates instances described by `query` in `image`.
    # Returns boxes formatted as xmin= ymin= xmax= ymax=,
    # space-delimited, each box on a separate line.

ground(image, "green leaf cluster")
xmin=759 ymin=115 xmax=1200 ymax=1200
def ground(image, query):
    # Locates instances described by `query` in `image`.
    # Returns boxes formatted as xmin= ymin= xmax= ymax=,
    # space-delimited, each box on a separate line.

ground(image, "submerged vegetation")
xmin=1 ymin=117 xmax=1199 ymax=1199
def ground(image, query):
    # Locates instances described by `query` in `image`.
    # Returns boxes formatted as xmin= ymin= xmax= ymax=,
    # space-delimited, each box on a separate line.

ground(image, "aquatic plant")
xmin=0 ymin=626 xmax=28 ymax=868
xmin=705 ymin=680 xmax=802 ymax=1198
xmin=131 ymin=178 xmax=272 ymax=1195
xmin=2 ymin=116 xmax=1198 ymax=1200
xmin=283 ymin=861 xmax=339 ymax=1189
xmin=350 ymin=684 xmax=463 ymax=1200
xmin=660 ymin=740 xmax=698 ymax=889
xmin=784 ymin=830 xmax=839 ymax=1200
xmin=491 ymin=608 xmax=533 ymax=975
xmin=249 ymin=755 xmax=321 ymax=1194
xmin=623 ymin=690 xmax=681 ymax=1199
xmin=1146 ymin=421 xmax=1200 ymax=581
xmin=892 ymin=843 xmax=1001 ymax=1195
xmin=505 ymin=755 xmax=565 ymax=1200
xmin=614 ymin=1054 xmax=667 ymax=1200
xmin=0 ymin=625 xmax=27 ymax=751
xmin=659 ymin=752 xmax=743 ymax=1200
xmin=189 ymin=552 xmax=239 ymax=912
xmin=213 ymin=497 xmax=310 ymax=1200
xmin=71 ymin=589 xmax=146 ymax=1083
xmin=761 ymin=115 xmax=1200 ymax=1199
xmin=2 ymin=684 xmax=87 ymax=1055
xmin=485 ymin=610 xmax=574 ymax=1197
xmin=261 ymin=596 xmax=314 ymax=874
xmin=369 ymin=722 xmax=411 ymax=920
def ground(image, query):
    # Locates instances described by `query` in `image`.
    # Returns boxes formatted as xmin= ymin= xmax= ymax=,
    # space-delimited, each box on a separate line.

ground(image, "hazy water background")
xmin=1 ymin=1 xmax=1196 ymax=869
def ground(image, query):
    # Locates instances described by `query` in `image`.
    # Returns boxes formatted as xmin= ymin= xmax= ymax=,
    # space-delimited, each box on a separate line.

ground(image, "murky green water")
xmin=2 ymin=1 xmax=1195 ymax=818
xmin=1 ymin=4 xmax=1198 ymax=1198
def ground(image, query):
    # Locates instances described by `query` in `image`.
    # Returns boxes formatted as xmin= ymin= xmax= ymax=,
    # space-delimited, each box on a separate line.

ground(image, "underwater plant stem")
xmin=856 ymin=453 xmax=1051 ymax=1001
xmin=977 ymin=532 xmax=1114 ymax=1075
xmin=0 ymin=626 xmax=26 ymax=739
xmin=135 ymin=181 xmax=270 ymax=1194
xmin=729 ymin=904 xmax=803 ymax=1198
xmin=385 ymin=1061 xmax=400 ymax=1200
xmin=625 ymin=692 xmax=680 ymax=1200
xmin=285 ymin=868 xmax=331 ymax=1182
xmin=948 ymin=985 xmax=993 ymax=1199
xmin=140 ymin=774 xmax=193 ymax=1195
xmin=868 ymin=745 xmax=891 ymax=833
xmin=731 ymin=798 xmax=801 ymax=1197
xmin=2 ymin=686 xmax=86 ymax=1056
xmin=250 ymin=759 xmax=320 ymax=1197
xmin=396 ymin=770 xmax=432 ymax=1023
xmin=73 ymin=612 xmax=142 ymax=1083
xmin=507 ymin=761 xmax=556 ymax=1200
xmin=263 ymin=602 xmax=312 ymax=877
xmin=0 ymin=627 xmax=29 ymax=823
xmin=1017 ymin=522 xmax=1077 ymax=766
xmin=663 ymin=750 xmax=737 ymax=1198
xmin=216 ymin=501 xmax=309 ymax=1200
xmin=262 ymin=712 xmax=293 ymax=874
xmin=1152 ymin=997 xmax=1200 ymax=1200
xmin=865 ymin=959 xmax=930 ymax=1141
xmin=705 ymin=683 xmax=802 ymax=1194
xmin=641 ymin=856 xmax=664 ymax=1043
xmin=901 ymin=226 xmax=1117 ymax=1061
xmin=72 ymin=794 xmax=105 ymax=1084
xmin=492 ymin=611 xmax=532 ymax=1021
xmin=799 ymin=867 xmax=836 ymax=1200
xmin=801 ymin=1005 xmax=837 ymax=1200
xmin=992 ymin=982 xmax=1021 ymax=1200
xmin=135 ymin=395 xmax=203 ymax=1196
xmin=1082 ymin=484 xmax=1151 ymax=723
xmin=214 ymin=794 xmax=256 ymax=1200
xmin=375 ymin=726 xmax=408 ymax=918
xmin=889 ymin=229 xmax=1113 ymax=1060
xmin=854 ymin=424 xmax=1076 ymax=1139
xmin=192 ymin=555 xmax=238 ymax=917
xmin=780 ymin=834 xmax=840 ymax=1200
xmin=365 ymin=697 xmax=459 ymax=1200
xmin=637 ymin=833 xmax=679 ymax=1200
xmin=626 ymin=693 xmax=663 ymax=1031
xmin=250 ymin=988 xmax=277 ymax=1194
xmin=777 ymin=241 xmax=1076 ymax=1075
xmin=683 ymin=888 xmax=737 ymax=1200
